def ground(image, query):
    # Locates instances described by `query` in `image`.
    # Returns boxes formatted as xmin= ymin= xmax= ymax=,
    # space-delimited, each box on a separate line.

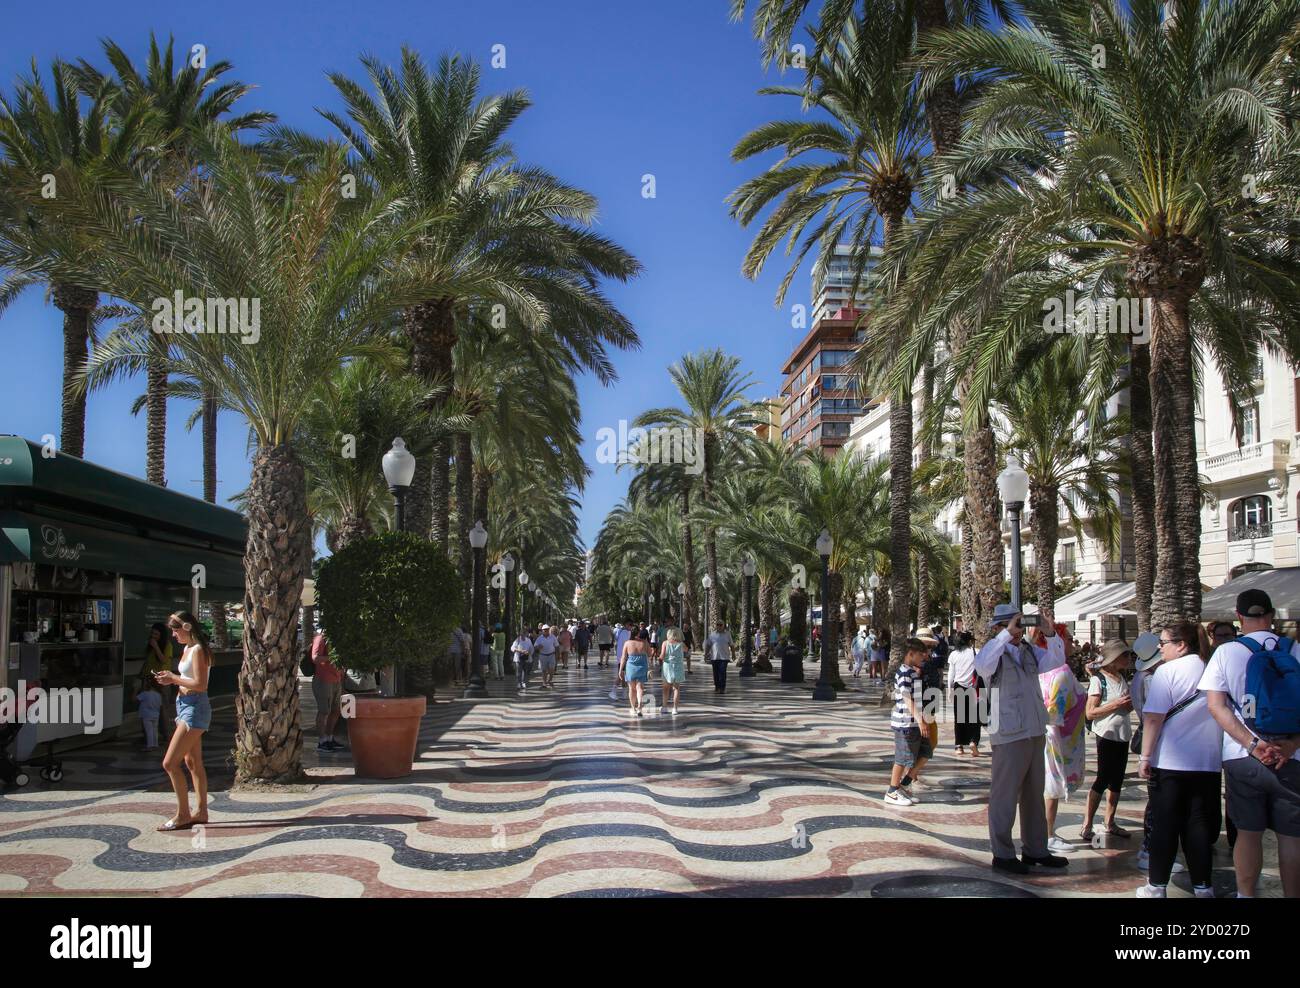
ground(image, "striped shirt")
xmin=891 ymin=664 xmax=920 ymax=730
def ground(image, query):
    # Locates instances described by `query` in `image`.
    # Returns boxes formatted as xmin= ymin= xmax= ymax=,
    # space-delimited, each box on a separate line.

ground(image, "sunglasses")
xmin=1159 ymin=638 xmax=1181 ymax=646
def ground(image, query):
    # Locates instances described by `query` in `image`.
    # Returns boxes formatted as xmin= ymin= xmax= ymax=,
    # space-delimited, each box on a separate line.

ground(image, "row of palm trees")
xmin=721 ymin=0 xmax=1300 ymax=666
xmin=584 ymin=345 xmax=1127 ymax=679
xmin=0 ymin=38 xmax=637 ymax=781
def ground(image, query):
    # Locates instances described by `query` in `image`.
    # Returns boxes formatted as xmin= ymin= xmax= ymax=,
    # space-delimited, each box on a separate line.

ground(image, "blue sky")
xmin=0 ymin=0 xmax=816 ymax=550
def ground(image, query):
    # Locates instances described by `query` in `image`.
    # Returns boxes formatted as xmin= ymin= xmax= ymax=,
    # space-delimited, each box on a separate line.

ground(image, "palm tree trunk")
xmin=402 ymin=298 xmax=457 ymax=544
xmin=915 ymin=360 xmax=935 ymax=628
xmin=701 ymin=458 xmax=721 ymax=631
xmin=53 ymin=283 xmax=96 ymax=459
xmin=200 ymin=393 xmax=229 ymax=649
xmin=1031 ymin=483 xmax=1060 ymax=614
xmin=145 ymin=337 xmax=167 ymax=486
xmin=1147 ymin=294 xmax=1203 ymax=624
xmin=234 ymin=443 xmax=308 ymax=783
xmin=1128 ymin=341 xmax=1156 ymax=630
xmin=681 ymin=488 xmax=698 ymax=643
xmin=335 ymin=514 xmax=374 ymax=549
xmin=430 ymin=438 xmax=451 ymax=548
xmin=757 ymin=578 xmax=774 ymax=667
xmin=789 ymin=586 xmax=808 ymax=654
xmin=822 ymin=569 xmax=845 ymax=689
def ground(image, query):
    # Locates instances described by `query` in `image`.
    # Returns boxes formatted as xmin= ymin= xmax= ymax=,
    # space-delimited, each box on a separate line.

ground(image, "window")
xmin=782 ymin=427 xmax=792 ymax=442
xmin=1059 ymin=542 xmax=1077 ymax=576
xmin=1229 ymin=495 xmax=1272 ymax=541
xmin=1236 ymin=400 xmax=1260 ymax=446
xmin=810 ymin=424 xmax=822 ymax=441
xmin=820 ymin=349 xmax=850 ymax=367
xmin=800 ymin=412 xmax=809 ymax=431
xmin=822 ymin=421 xmax=851 ymax=438
xmin=810 ymin=400 xmax=822 ymax=420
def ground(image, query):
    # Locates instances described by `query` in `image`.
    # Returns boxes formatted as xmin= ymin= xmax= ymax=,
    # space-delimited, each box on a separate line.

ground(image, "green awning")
xmin=0 ymin=510 xmax=244 ymax=589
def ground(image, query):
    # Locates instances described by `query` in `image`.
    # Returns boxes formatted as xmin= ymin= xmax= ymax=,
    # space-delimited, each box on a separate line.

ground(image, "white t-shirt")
xmin=946 ymin=647 xmax=976 ymax=689
xmin=707 ymin=632 xmax=733 ymax=663
xmin=1199 ymin=631 xmax=1300 ymax=763
xmin=1088 ymin=672 xmax=1132 ymax=742
xmin=535 ymin=633 xmax=557 ymax=656
xmin=1144 ymin=655 xmax=1222 ymax=772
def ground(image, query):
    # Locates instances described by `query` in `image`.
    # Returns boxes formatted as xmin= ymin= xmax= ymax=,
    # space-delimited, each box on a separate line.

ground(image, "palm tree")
xmin=22 ymin=131 xmax=443 ymax=780
xmin=73 ymin=33 xmax=272 ymax=486
xmin=884 ymin=0 xmax=1300 ymax=623
xmin=287 ymin=48 xmax=640 ymax=548
xmin=731 ymin=3 xmax=928 ymax=669
xmin=0 ymin=60 xmax=147 ymax=459
xmin=635 ymin=350 xmax=763 ymax=630
xmin=995 ymin=358 xmax=1127 ymax=615
xmin=732 ymin=0 xmax=1011 ymax=645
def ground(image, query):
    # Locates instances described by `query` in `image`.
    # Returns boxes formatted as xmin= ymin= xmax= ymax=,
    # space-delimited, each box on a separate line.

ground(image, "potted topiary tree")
xmin=316 ymin=531 xmax=464 ymax=778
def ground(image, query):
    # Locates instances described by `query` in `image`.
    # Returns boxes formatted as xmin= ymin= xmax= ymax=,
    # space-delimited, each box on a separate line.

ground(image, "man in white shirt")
xmin=533 ymin=625 xmax=559 ymax=690
xmin=850 ymin=627 xmax=869 ymax=679
xmin=511 ymin=631 xmax=534 ymax=693
xmin=973 ymin=603 xmax=1069 ymax=875
xmin=706 ymin=623 xmax=734 ymax=694
xmin=1199 ymin=589 xmax=1300 ymax=898
xmin=594 ymin=618 xmax=615 ymax=667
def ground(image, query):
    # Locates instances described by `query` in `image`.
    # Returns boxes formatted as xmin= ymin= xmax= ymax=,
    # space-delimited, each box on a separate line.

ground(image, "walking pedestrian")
xmin=974 ymin=604 xmax=1069 ymax=875
xmin=851 ymin=626 xmax=869 ymax=679
xmin=948 ymin=631 xmax=982 ymax=756
xmin=534 ymin=624 xmax=559 ymax=689
xmin=311 ymin=631 xmax=345 ymax=751
xmin=660 ymin=626 xmax=687 ymax=715
xmin=885 ymin=638 xmax=934 ymax=806
xmin=1082 ymin=640 xmax=1135 ymax=843
xmin=1200 ymin=589 xmax=1300 ymax=898
xmin=1135 ymin=621 xmax=1222 ymax=898
xmin=574 ymin=620 xmax=591 ymax=669
xmin=1039 ymin=631 xmax=1087 ymax=855
xmin=152 ymin=612 xmax=211 ymax=832
xmin=490 ymin=624 xmax=506 ymax=680
xmin=619 ymin=628 xmax=653 ymax=716
xmin=706 ymin=621 xmax=734 ymax=694
xmin=595 ymin=617 xmax=614 ymax=667
xmin=557 ymin=623 xmax=572 ymax=669
xmin=512 ymin=629 xmax=534 ymax=693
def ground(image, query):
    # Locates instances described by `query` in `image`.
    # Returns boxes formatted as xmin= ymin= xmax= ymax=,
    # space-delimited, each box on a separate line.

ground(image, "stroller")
xmin=0 ymin=721 xmax=29 ymax=789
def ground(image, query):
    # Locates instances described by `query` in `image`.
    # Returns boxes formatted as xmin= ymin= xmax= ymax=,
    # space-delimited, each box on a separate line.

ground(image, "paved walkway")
xmin=0 ymin=657 xmax=1280 ymax=897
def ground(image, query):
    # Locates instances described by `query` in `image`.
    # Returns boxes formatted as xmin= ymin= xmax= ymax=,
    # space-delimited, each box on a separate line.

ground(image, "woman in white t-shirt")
xmin=1134 ymin=622 xmax=1222 ymax=897
xmin=1082 ymin=641 xmax=1134 ymax=842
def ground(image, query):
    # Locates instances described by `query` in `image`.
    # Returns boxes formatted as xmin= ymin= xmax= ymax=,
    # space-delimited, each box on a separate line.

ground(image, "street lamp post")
xmin=501 ymin=553 xmax=515 ymax=674
xmin=701 ymin=574 xmax=713 ymax=643
xmin=646 ymin=588 xmax=653 ymax=628
xmin=464 ymin=521 xmax=489 ymax=698
xmin=740 ymin=556 xmax=756 ymax=677
xmin=517 ymin=571 xmax=529 ymax=636
xmin=997 ymin=455 xmax=1030 ymax=613
xmin=813 ymin=529 xmax=835 ymax=701
xmin=381 ymin=438 xmax=416 ymax=532
xmin=677 ymin=582 xmax=686 ymax=629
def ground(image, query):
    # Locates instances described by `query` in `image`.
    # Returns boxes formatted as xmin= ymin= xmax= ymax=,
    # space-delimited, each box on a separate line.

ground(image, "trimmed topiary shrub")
xmin=316 ymin=531 xmax=464 ymax=686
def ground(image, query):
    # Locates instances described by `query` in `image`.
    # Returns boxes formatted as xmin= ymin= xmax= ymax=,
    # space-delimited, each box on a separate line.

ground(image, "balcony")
xmin=1228 ymin=521 xmax=1273 ymax=542
xmin=1199 ymin=439 xmax=1291 ymax=485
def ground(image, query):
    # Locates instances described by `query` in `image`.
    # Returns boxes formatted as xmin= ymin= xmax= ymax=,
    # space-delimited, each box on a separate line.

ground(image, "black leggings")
xmin=1147 ymin=768 xmax=1221 ymax=888
xmin=1091 ymin=737 xmax=1129 ymax=794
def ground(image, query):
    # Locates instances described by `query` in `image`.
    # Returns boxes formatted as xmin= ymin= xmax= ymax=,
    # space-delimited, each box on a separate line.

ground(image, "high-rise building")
xmin=811 ymin=244 xmax=880 ymax=323
xmin=779 ymin=308 xmax=867 ymax=453
xmin=753 ymin=397 xmax=783 ymax=444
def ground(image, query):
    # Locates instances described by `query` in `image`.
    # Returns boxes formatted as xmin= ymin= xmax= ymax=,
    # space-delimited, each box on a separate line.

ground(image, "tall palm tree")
xmin=732 ymin=0 xmax=1013 ymax=644
xmin=286 ymin=48 xmax=640 ymax=548
xmin=21 ymin=131 xmax=443 ymax=780
xmin=73 ymin=33 xmax=272 ymax=486
xmin=635 ymin=350 xmax=763 ymax=630
xmin=884 ymin=0 xmax=1300 ymax=624
xmin=731 ymin=3 xmax=928 ymax=669
xmin=0 ymin=60 xmax=147 ymax=459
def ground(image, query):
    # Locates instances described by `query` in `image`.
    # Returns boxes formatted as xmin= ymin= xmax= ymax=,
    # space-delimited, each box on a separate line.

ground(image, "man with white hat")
xmin=974 ymin=603 xmax=1069 ymax=875
xmin=534 ymin=624 xmax=559 ymax=690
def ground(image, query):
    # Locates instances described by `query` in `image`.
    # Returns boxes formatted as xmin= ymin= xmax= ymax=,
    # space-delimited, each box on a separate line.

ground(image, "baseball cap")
xmin=1236 ymin=589 xmax=1273 ymax=617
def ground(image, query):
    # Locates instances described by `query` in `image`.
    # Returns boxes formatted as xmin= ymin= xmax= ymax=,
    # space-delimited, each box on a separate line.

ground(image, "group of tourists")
xmin=896 ymin=590 xmax=1300 ymax=898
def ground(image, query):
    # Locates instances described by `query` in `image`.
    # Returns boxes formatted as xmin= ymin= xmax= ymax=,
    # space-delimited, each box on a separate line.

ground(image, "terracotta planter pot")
xmin=346 ymin=694 xmax=427 ymax=779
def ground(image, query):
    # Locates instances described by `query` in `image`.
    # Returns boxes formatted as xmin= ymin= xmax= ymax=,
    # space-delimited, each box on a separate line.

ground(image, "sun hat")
xmin=1132 ymin=632 xmax=1161 ymax=671
xmin=986 ymin=603 xmax=1021 ymax=629
xmin=1097 ymin=639 xmax=1134 ymax=668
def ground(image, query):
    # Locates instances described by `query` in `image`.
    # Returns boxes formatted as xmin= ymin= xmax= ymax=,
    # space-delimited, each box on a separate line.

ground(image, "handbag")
xmin=300 ymin=651 xmax=315 ymax=678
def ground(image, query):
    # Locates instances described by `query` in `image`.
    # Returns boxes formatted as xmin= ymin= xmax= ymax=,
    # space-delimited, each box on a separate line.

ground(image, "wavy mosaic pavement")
xmin=0 ymin=657 xmax=1275 ymax=897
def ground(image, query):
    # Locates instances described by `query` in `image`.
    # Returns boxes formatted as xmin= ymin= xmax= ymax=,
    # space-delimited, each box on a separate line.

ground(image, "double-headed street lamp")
xmin=464 ymin=521 xmax=489 ymax=698
xmin=381 ymin=438 xmax=416 ymax=532
xmin=740 ymin=555 xmax=756 ymax=677
xmin=812 ymin=529 xmax=835 ymax=701
xmin=997 ymin=455 xmax=1030 ymax=613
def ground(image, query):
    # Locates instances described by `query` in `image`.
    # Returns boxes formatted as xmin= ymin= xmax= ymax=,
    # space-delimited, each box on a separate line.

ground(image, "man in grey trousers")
xmin=974 ymin=604 xmax=1071 ymax=876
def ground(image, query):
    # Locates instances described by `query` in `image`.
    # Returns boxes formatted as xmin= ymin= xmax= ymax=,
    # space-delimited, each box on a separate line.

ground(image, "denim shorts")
xmin=175 ymin=692 xmax=212 ymax=731
xmin=893 ymin=726 xmax=932 ymax=768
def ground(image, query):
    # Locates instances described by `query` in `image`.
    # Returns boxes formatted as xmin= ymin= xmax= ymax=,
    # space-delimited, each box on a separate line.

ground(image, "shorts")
xmin=312 ymin=677 xmax=342 ymax=713
xmin=175 ymin=692 xmax=212 ymax=731
xmin=1224 ymin=756 xmax=1300 ymax=837
xmin=893 ymin=726 xmax=931 ymax=768
xmin=538 ymin=654 xmax=557 ymax=672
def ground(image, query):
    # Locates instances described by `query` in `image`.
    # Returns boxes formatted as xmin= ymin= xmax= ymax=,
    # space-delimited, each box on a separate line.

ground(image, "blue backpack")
xmin=1234 ymin=635 xmax=1300 ymax=738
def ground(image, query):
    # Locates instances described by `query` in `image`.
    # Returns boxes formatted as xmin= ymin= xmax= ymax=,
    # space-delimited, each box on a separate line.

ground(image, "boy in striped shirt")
xmin=886 ymin=638 xmax=935 ymax=806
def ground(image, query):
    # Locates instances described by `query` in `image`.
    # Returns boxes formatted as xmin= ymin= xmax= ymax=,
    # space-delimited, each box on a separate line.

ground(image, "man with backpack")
xmin=1200 ymin=589 xmax=1300 ymax=898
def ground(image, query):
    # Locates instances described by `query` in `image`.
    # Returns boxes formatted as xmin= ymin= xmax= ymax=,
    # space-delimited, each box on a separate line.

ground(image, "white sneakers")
xmin=884 ymin=789 xmax=914 ymax=806
xmin=1047 ymin=835 xmax=1076 ymax=854
xmin=1136 ymin=883 xmax=1167 ymax=898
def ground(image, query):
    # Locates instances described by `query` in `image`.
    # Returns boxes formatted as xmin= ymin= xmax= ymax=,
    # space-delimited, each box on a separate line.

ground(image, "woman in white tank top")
xmin=153 ymin=611 xmax=212 ymax=832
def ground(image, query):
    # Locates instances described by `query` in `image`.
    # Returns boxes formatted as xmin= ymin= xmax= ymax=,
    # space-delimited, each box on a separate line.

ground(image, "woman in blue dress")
xmin=659 ymin=626 xmax=687 ymax=715
xmin=619 ymin=628 xmax=653 ymax=716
